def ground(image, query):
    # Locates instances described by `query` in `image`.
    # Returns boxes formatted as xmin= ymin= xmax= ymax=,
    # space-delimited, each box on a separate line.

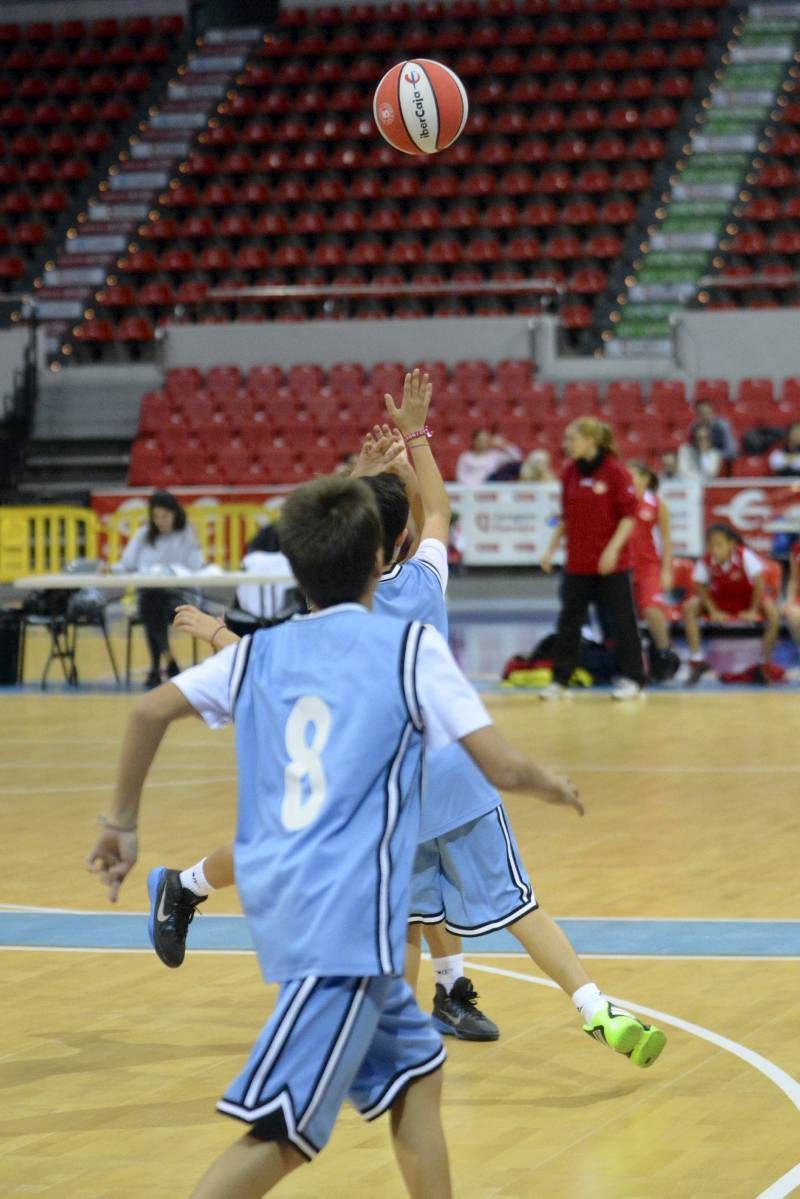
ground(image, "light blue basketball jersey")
xmin=376 ymin=554 xmax=500 ymax=843
xmin=231 ymin=605 xmax=425 ymax=983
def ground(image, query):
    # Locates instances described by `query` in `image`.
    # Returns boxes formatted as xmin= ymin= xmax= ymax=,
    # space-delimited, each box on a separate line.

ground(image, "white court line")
xmin=0 ymin=776 xmax=236 ymax=795
xmin=757 ymin=1164 xmax=800 ymax=1199
xmin=463 ymin=960 xmax=800 ymax=1199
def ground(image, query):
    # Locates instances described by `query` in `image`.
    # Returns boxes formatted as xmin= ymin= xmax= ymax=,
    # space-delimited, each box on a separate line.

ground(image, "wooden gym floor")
xmin=1 ymin=629 xmax=799 ymax=1198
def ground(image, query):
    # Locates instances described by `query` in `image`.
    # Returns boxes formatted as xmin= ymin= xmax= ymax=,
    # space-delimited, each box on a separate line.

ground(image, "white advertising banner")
xmin=660 ymin=477 xmax=704 ymax=559
xmin=449 ymin=478 xmax=703 ymax=567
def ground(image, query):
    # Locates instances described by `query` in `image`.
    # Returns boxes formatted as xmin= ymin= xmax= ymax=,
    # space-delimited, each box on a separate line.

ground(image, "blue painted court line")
xmin=2 ymin=911 xmax=800 ymax=957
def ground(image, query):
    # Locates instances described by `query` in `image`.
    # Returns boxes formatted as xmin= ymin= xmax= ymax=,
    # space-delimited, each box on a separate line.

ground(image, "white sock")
xmin=180 ymin=859 xmax=215 ymax=898
xmin=432 ymin=953 xmax=463 ymax=995
xmin=572 ymin=982 xmax=605 ymax=1024
xmin=690 ymin=653 xmax=705 ymax=663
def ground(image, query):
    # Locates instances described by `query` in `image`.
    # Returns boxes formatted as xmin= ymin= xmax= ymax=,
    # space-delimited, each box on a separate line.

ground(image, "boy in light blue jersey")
xmin=147 ymin=373 xmax=667 ymax=1070
xmin=87 ymin=472 xmax=582 ymax=1198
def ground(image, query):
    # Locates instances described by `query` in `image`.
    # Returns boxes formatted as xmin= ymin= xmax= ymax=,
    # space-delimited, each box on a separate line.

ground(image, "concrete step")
xmin=604 ymin=337 xmax=673 ymax=358
xmin=108 ymin=170 xmax=170 ymax=190
xmin=691 ymin=132 xmax=758 ymax=151
xmin=88 ymin=202 xmax=150 ymax=221
xmin=33 ymin=299 xmax=86 ymax=319
xmin=672 ymin=181 xmax=739 ymax=201
xmin=730 ymin=44 xmax=795 ymax=63
xmin=149 ymin=111 xmax=209 ymax=130
xmin=66 ymin=234 xmax=127 ymax=254
xmin=79 ymin=220 xmax=135 ymax=237
xmin=628 ymin=282 xmax=697 ymax=302
xmin=650 ymin=231 xmax=719 ymax=251
xmin=167 ymin=82 xmax=222 ymax=100
xmin=43 ymin=268 xmax=106 ymax=286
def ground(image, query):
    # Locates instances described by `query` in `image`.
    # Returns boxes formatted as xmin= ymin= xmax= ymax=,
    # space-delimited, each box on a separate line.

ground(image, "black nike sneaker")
xmin=431 ymin=977 xmax=500 ymax=1041
xmin=147 ymin=867 xmax=205 ymax=968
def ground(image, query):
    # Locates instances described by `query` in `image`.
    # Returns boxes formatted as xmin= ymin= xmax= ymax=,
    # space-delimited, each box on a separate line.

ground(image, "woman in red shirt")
xmin=540 ymin=417 xmax=646 ymax=700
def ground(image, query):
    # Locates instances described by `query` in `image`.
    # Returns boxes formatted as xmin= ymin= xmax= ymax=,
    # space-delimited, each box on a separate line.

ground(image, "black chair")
xmin=19 ymin=562 xmax=120 ymax=689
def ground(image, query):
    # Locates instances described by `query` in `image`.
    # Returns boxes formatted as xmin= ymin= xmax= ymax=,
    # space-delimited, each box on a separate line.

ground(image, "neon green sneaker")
xmin=583 ymin=1002 xmax=666 ymax=1069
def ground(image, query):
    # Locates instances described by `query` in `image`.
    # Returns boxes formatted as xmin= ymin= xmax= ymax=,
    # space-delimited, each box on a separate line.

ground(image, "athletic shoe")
xmin=432 ymin=977 xmax=500 ymax=1042
xmin=538 ymin=682 xmax=570 ymax=701
xmin=686 ymin=660 xmax=710 ymax=687
xmin=147 ymin=866 xmax=205 ymax=968
xmin=144 ymin=669 xmax=161 ymax=689
xmin=650 ymin=648 xmax=681 ymax=683
xmin=583 ymin=1002 xmax=666 ymax=1069
xmin=166 ymin=659 xmax=180 ymax=678
xmin=751 ymin=664 xmax=769 ymax=686
xmin=611 ymin=678 xmax=642 ymax=701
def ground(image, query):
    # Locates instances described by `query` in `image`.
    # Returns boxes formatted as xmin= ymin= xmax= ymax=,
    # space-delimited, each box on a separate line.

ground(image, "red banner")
xmin=703 ymin=480 xmax=800 ymax=554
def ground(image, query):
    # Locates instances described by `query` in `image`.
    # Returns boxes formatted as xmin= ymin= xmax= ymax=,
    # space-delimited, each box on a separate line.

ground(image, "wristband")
xmin=403 ymin=425 xmax=432 ymax=444
xmin=210 ymin=618 xmax=227 ymax=649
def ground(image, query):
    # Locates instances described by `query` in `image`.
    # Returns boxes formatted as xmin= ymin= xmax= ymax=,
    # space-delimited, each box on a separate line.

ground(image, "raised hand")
xmin=385 ymin=369 xmax=432 ymax=439
xmin=353 ymin=425 xmax=406 ymax=478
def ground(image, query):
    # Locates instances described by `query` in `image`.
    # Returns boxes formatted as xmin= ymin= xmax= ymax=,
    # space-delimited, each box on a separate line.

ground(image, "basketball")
xmin=373 ymin=59 xmax=469 ymax=155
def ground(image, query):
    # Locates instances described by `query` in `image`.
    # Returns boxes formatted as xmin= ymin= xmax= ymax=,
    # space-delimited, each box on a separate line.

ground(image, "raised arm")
xmin=386 ymin=370 xmax=451 ymax=546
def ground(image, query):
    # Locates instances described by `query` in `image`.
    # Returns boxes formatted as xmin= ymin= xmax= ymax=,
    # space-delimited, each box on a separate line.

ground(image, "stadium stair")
xmin=605 ymin=2 xmax=800 ymax=357
xmin=45 ymin=26 xmax=262 ymax=367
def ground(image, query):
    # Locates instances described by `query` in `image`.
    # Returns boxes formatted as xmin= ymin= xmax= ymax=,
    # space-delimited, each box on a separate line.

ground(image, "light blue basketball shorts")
xmin=409 ymin=804 xmax=538 ymax=936
xmin=217 ymin=975 xmax=446 ymax=1159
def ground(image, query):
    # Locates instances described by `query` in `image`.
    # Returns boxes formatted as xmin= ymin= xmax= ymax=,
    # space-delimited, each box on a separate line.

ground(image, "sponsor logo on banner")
xmin=704 ymin=480 xmax=800 ymax=552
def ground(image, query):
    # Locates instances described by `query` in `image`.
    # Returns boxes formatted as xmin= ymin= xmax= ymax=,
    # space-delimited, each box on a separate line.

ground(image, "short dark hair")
xmin=706 ymin=522 xmax=742 ymax=545
xmin=146 ymin=490 xmax=186 ymax=544
xmin=362 ymin=474 xmax=410 ymax=563
xmin=278 ymin=475 xmax=382 ymax=608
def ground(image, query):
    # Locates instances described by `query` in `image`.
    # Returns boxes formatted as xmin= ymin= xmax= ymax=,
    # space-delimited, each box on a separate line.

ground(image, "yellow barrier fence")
xmin=0 ymin=507 xmax=99 ymax=582
xmin=103 ymin=504 xmax=269 ymax=569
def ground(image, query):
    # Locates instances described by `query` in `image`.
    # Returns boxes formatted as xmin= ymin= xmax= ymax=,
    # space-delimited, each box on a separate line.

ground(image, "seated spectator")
xmin=114 ymin=490 xmax=204 ymax=688
xmin=519 ymin=448 xmax=555 ymax=482
xmin=683 ymin=523 xmax=780 ymax=686
xmin=768 ymin=420 xmax=800 ymax=476
xmin=456 ymin=429 xmax=523 ymax=486
xmin=689 ymin=399 xmax=737 ymax=465
xmin=677 ymin=424 xmax=722 ymax=481
xmin=660 ymin=450 xmax=679 ymax=480
xmin=236 ymin=523 xmax=296 ymax=620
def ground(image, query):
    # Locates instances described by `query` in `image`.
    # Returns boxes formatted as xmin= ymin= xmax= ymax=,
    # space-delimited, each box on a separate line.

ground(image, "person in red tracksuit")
xmin=628 ymin=462 xmax=680 ymax=683
xmin=540 ymin=416 xmax=646 ymax=701
xmin=684 ymin=523 xmax=781 ymax=686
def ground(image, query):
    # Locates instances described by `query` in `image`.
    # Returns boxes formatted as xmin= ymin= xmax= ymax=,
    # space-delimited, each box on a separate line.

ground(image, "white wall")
xmin=674 ymin=310 xmax=800 ymax=383
xmin=162 ymin=316 xmax=535 ymax=371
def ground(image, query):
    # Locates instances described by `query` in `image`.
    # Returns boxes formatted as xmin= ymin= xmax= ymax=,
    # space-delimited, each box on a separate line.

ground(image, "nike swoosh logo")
xmin=156 ymin=889 xmax=170 ymax=923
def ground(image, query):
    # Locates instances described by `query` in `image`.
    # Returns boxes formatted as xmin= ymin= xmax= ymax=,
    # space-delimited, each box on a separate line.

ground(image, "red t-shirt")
xmin=693 ymin=545 xmax=762 ymax=614
xmin=561 ymin=453 xmax=638 ymax=574
xmin=629 ymin=490 xmax=661 ymax=571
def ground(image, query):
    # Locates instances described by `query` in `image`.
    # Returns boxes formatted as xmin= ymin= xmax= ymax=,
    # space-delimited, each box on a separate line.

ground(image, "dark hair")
xmin=362 ymin=473 xmax=410 ymax=563
xmin=706 ymin=522 xmax=742 ymax=545
xmin=246 ymin=523 xmax=281 ymax=554
xmin=278 ymin=475 xmax=382 ymax=608
xmin=628 ymin=460 xmax=659 ymax=491
xmin=146 ymin=490 xmax=186 ymax=544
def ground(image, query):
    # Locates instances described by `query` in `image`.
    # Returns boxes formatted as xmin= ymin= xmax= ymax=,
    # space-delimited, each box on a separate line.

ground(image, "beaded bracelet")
xmin=402 ymin=425 xmax=433 ymax=444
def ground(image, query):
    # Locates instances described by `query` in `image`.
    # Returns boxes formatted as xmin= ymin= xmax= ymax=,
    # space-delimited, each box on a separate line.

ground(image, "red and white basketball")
xmin=373 ymin=59 xmax=469 ymax=155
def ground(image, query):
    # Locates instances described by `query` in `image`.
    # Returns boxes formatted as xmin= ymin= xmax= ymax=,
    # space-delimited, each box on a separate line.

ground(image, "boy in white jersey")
xmin=87 ymin=473 xmax=581 ymax=1198
xmin=153 ymin=374 xmax=667 ymax=1072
